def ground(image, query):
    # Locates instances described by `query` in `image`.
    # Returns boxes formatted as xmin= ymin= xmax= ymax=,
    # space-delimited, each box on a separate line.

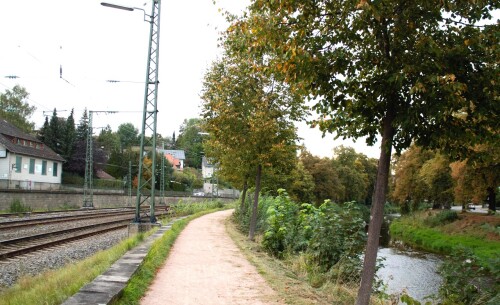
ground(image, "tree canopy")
xmin=175 ymin=118 xmax=204 ymax=169
xmin=229 ymin=1 xmax=498 ymax=303
xmin=0 ymin=85 xmax=36 ymax=132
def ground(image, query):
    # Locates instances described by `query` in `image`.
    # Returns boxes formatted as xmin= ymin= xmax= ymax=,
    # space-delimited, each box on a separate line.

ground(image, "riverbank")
xmin=389 ymin=210 xmax=500 ymax=265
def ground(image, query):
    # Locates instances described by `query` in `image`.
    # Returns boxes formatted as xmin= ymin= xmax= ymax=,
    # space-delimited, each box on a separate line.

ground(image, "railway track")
xmin=0 ymin=210 xmax=134 ymax=231
xmin=0 ymin=208 xmax=170 ymax=261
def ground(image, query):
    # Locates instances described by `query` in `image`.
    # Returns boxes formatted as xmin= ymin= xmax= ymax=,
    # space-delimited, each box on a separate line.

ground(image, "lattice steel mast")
xmin=135 ymin=0 xmax=161 ymax=223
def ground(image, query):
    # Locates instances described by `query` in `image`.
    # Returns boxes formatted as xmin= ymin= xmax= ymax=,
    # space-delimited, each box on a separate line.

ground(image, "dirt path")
xmin=140 ymin=209 xmax=284 ymax=305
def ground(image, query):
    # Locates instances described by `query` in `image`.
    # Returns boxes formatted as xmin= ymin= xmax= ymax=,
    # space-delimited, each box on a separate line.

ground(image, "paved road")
xmin=140 ymin=210 xmax=284 ymax=305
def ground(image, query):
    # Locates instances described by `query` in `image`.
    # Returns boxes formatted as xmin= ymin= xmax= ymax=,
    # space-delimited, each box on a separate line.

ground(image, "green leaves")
xmin=0 ymin=85 xmax=36 ymax=132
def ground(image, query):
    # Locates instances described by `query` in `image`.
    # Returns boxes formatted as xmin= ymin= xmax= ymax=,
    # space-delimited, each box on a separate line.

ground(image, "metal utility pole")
xmin=83 ymin=111 xmax=94 ymax=208
xmin=83 ymin=110 xmax=118 ymax=208
xmin=160 ymin=142 xmax=165 ymax=204
xmin=101 ymin=1 xmax=162 ymax=223
xmin=128 ymin=160 xmax=132 ymax=204
xmin=134 ymin=0 xmax=161 ymax=223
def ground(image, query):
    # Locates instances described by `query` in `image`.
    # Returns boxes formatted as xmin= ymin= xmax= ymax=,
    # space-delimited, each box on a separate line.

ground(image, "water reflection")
xmin=377 ymin=247 xmax=442 ymax=303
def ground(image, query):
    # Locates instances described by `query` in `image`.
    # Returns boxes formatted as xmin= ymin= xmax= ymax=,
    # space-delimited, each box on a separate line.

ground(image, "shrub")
xmin=233 ymin=191 xmax=272 ymax=233
xmin=262 ymin=189 xmax=301 ymax=256
xmin=424 ymin=210 xmax=458 ymax=227
xmin=305 ymin=201 xmax=367 ymax=274
xmin=9 ymin=199 xmax=32 ymax=213
xmin=438 ymin=247 xmax=499 ymax=304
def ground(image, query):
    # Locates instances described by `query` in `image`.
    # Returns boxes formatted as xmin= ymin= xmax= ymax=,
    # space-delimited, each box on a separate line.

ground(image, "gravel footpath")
xmin=141 ymin=210 xmax=284 ymax=305
xmin=0 ymin=229 xmax=127 ymax=288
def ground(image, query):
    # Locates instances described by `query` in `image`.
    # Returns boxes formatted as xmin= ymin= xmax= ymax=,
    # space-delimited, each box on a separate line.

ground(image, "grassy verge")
xmin=225 ymin=216 xmax=387 ymax=305
xmin=390 ymin=213 xmax=500 ymax=265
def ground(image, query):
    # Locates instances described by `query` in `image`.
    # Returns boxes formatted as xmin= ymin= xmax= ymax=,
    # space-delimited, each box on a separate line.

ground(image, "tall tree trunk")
xmin=356 ymin=115 xmax=395 ymax=305
xmin=248 ymin=164 xmax=262 ymax=240
xmin=240 ymin=177 xmax=248 ymax=212
xmin=487 ymin=186 xmax=496 ymax=212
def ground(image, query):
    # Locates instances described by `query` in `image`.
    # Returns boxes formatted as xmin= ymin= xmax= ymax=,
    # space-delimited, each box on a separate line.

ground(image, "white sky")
xmin=0 ymin=0 xmax=380 ymax=159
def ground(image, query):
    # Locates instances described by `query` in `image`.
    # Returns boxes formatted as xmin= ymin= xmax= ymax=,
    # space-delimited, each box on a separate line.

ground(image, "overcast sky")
xmin=0 ymin=0 xmax=381 ymax=159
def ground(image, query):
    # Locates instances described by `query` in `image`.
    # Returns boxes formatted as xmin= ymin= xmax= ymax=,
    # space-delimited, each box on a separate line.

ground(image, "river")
xmin=376 ymin=215 xmax=443 ymax=303
xmin=376 ymin=247 xmax=442 ymax=302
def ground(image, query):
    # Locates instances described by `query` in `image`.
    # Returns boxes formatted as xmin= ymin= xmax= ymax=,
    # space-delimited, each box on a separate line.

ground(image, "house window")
xmin=15 ymin=156 xmax=22 ymax=172
xmin=42 ymin=160 xmax=47 ymax=175
xmin=29 ymin=159 xmax=35 ymax=174
xmin=53 ymin=163 xmax=58 ymax=177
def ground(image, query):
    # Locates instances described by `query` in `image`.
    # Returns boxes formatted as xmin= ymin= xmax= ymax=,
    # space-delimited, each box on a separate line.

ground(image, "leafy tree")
xmin=106 ymin=148 xmax=142 ymax=183
xmin=45 ymin=108 xmax=65 ymax=155
xmin=286 ymin=160 xmax=315 ymax=204
xmin=419 ymin=153 xmax=454 ymax=209
xmin=64 ymin=140 xmax=106 ymax=177
xmin=451 ymin=144 xmax=499 ymax=211
xmin=175 ymin=118 xmax=204 ymax=169
xmin=300 ymin=150 xmax=343 ymax=204
xmin=62 ymin=109 xmax=76 ymax=162
xmin=201 ymin=52 xmax=305 ymax=240
xmin=391 ymin=145 xmax=435 ymax=212
xmin=116 ymin=123 xmax=139 ymax=151
xmin=333 ymin=146 xmax=377 ymax=204
xmin=38 ymin=116 xmax=50 ymax=143
xmin=234 ymin=1 xmax=498 ymax=303
xmin=75 ymin=109 xmax=89 ymax=142
xmin=96 ymin=125 xmax=120 ymax=157
xmin=0 ymin=85 xmax=36 ymax=132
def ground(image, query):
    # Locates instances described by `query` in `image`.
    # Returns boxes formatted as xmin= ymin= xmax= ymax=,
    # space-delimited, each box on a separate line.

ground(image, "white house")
xmin=0 ymin=119 xmax=65 ymax=190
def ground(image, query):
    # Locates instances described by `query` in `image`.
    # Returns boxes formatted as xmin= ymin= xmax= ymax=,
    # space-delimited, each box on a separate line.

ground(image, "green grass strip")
xmin=112 ymin=208 xmax=225 ymax=305
xmin=390 ymin=220 xmax=500 ymax=265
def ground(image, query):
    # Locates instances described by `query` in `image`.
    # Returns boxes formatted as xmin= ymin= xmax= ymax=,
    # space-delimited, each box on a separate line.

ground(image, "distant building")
xmin=0 ymin=119 xmax=65 ymax=190
xmin=202 ymin=156 xmax=216 ymax=195
xmin=159 ymin=149 xmax=185 ymax=171
xmin=202 ymin=156 xmax=215 ymax=179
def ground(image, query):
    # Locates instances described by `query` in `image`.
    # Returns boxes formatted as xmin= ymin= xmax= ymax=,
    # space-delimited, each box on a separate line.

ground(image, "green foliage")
xmin=9 ymin=199 xmax=32 ymax=213
xmin=175 ymin=118 xmax=204 ymax=169
xmin=61 ymin=172 xmax=84 ymax=185
xmin=400 ymin=293 xmax=433 ymax=305
xmin=384 ymin=203 xmax=400 ymax=215
xmin=116 ymin=122 xmax=139 ymax=149
xmin=298 ymin=148 xmax=378 ymax=205
xmin=0 ymin=85 xmax=36 ymax=132
xmin=170 ymin=200 xmax=227 ymax=217
xmin=305 ymin=201 xmax=366 ymax=275
xmin=93 ymin=179 xmax=124 ymax=189
xmin=262 ymin=189 xmax=301 ymax=255
xmin=424 ymin=210 xmax=459 ymax=227
xmin=233 ymin=191 xmax=272 ymax=234
xmin=438 ymin=247 xmax=499 ymax=305
xmin=241 ymin=190 xmax=367 ymax=284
